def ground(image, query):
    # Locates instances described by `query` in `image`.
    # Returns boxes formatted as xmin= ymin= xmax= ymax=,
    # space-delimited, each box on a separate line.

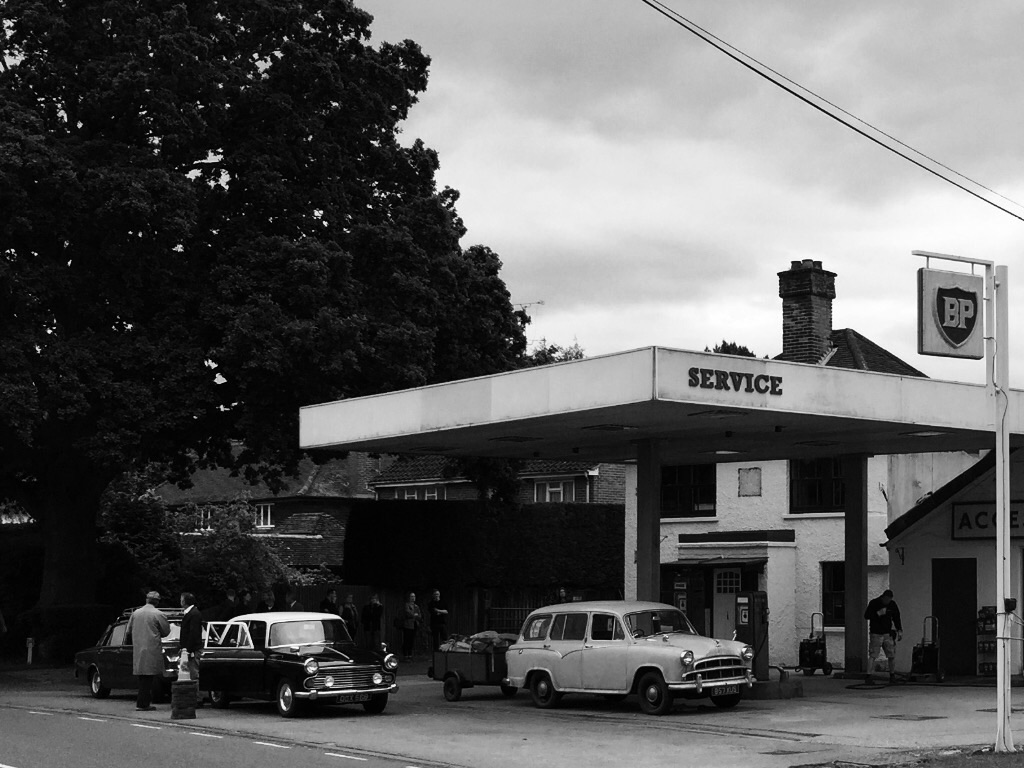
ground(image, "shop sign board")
xmin=918 ymin=268 xmax=984 ymax=359
xmin=951 ymin=501 xmax=1024 ymax=540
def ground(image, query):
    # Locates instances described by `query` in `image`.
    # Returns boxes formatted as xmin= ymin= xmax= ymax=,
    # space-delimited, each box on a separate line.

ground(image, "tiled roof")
xmin=826 ymin=329 xmax=926 ymax=377
xmin=369 ymin=455 xmax=599 ymax=486
xmin=257 ymin=512 xmax=347 ymax=569
xmin=155 ymin=457 xmax=358 ymax=505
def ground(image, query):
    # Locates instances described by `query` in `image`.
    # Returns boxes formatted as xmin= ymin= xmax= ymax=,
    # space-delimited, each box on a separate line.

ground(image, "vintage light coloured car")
xmin=200 ymin=612 xmax=399 ymax=717
xmin=74 ymin=607 xmax=185 ymax=700
xmin=503 ymin=600 xmax=754 ymax=715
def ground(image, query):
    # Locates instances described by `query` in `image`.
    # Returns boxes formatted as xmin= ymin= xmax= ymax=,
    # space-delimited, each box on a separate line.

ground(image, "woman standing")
xmin=399 ymin=592 xmax=422 ymax=662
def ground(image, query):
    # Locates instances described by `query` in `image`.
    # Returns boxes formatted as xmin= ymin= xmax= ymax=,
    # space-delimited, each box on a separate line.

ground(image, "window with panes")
xmin=660 ymin=464 xmax=716 ymax=518
xmin=790 ymin=457 xmax=846 ymax=513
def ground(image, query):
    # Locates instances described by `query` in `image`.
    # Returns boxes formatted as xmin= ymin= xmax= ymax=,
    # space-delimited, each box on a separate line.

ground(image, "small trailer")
xmin=430 ymin=646 xmax=518 ymax=701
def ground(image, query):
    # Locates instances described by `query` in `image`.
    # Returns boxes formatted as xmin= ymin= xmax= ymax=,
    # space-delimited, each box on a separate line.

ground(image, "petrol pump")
xmin=735 ymin=591 xmax=769 ymax=681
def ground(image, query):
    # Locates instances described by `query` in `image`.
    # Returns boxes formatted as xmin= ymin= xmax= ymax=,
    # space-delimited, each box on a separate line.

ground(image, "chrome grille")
xmin=306 ymin=664 xmax=380 ymax=690
xmin=687 ymin=655 xmax=747 ymax=682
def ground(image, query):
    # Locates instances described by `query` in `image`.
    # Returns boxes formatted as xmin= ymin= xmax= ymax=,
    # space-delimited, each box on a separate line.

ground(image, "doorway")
xmin=930 ymin=557 xmax=977 ymax=676
xmin=713 ymin=568 xmax=741 ymax=639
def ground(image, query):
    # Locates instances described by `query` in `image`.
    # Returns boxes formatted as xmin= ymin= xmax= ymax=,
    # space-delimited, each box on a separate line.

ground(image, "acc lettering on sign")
xmin=951 ymin=502 xmax=1024 ymax=540
xmin=687 ymin=367 xmax=783 ymax=396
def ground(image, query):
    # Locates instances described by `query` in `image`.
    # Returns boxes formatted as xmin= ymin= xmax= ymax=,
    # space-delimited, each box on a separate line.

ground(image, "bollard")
xmin=171 ymin=680 xmax=198 ymax=719
xmin=26 ymin=637 xmax=34 ymax=665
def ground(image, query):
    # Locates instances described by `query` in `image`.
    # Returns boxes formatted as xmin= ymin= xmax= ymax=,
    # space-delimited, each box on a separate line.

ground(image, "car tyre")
xmin=362 ymin=694 xmax=388 ymax=714
xmin=822 ymin=662 xmax=834 ymax=676
xmin=530 ymin=673 xmax=562 ymax=709
xmin=88 ymin=668 xmax=111 ymax=699
xmin=209 ymin=690 xmax=231 ymax=709
xmin=500 ymin=684 xmax=518 ymax=698
xmin=443 ymin=676 xmax=462 ymax=702
xmin=710 ymin=692 xmax=742 ymax=709
xmin=637 ymin=671 xmax=673 ymax=716
xmin=276 ymin=679 xmax=301 ymax=718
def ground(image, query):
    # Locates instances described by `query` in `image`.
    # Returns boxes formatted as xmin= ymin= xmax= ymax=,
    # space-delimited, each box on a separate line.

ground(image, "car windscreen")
xmin=163 ymin=622 xmax=181 ymax=643
xmin=268 ymin=619 xmax=351 ymax=648
xmin=625 ymin=609 xmax=697 ymax=636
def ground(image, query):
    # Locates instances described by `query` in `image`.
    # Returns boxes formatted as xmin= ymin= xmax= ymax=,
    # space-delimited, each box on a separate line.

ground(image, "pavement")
xmin=3 ymin=657 xmax=1024 ymax=767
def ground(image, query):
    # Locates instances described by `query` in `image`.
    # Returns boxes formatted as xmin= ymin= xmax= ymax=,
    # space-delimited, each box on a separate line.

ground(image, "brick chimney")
xmin=777 ymin=259 xmax=836 ymax=363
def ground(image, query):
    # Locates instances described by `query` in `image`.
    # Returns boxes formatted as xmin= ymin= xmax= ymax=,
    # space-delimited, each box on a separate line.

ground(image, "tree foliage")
xmin=99 ymin=474 xmax=302 ymax=610
xmin=706 ymin=340 xmax=758 ymax=357
xmin=521 ymin=339 xmax=586 ymax=367
xmin=0 ymin=0 xmax=527 ymax=605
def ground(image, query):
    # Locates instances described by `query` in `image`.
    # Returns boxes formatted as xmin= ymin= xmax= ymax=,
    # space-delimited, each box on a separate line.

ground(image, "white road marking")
xmin=77 ymin=717 xmax=106 ymax=722
xmin=132 ymin=724 xmax=161 ymax=729
xmin=188 ymin=732 xmax=223 ymax=738
xmin=28 ymin=711 xmax=53 ymax=715
xmin=325 ymin=755 xmax=368 ymax=761
xmin=1 ymin=762 xmax=22 ymax=768
xmin=253 ymin=742 xmax=289 ymax=749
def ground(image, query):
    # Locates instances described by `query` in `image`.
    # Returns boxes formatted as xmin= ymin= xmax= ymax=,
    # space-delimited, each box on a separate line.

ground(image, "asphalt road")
xmin=3 ymin=664 xmax=1023 ymax=768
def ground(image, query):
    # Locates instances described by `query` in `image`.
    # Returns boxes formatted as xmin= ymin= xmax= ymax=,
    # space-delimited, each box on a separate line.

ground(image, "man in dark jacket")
xmin=179 ymin=592 xmax=203 ymax=691
xmin=864 ymin=589 xmax=902 ymax=684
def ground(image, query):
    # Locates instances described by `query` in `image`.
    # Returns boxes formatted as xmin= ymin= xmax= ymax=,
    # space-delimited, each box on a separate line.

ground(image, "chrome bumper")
xmin=669 ymin=670 xmax=753 ymax=694
xmin=296 ymin=683 xmax=398 ymax=701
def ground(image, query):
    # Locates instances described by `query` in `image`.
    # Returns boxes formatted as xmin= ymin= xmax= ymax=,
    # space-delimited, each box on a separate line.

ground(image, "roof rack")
xmin=118 ymin=607 xmax=187 ymax=619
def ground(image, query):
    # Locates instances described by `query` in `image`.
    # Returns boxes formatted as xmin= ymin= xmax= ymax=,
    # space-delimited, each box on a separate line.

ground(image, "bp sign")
xmin=918 ymin=268 xmax=984 ymax=359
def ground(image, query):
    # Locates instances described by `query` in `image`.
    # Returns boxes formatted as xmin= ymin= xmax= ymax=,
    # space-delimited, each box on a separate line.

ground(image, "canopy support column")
xmin=843 ymin=454 xmax=869 ymax=675
xmin=636 ymin=440 xmax=662 ymax=602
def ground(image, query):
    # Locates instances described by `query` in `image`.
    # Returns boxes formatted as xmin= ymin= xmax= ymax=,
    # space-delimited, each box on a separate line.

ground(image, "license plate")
xmin=710 ymin=685 xmax=738 ymax=697
xmin=333 ymin=692 xmax=371 ymax=703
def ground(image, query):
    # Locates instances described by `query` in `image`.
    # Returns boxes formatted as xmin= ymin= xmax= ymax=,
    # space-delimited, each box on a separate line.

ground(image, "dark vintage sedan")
xmin=74 ymin=608 xmax=185 ymax=699
xmin=200 ymin=612 xmax=399 ymax=717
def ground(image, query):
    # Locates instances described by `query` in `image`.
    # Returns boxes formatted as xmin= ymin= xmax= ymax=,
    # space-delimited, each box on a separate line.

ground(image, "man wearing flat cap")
xmin=128 ymin=591 xmax=170 ymax=710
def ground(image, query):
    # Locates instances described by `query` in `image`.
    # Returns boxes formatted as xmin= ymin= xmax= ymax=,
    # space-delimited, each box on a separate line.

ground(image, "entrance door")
xmin=713 ymin=568 xmax=741 ymax=640
xmin=931 ymin=558 xmax=977 ymax=676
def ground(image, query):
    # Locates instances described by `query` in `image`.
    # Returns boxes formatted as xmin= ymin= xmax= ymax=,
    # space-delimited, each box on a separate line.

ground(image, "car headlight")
xmin=680 ymin=650 xmax=695 ymax=666
xmin=304 ymin=658 xmax=319 ymax=675
xmin=741 ymin=645 xmax=754 ymax=661
xmin=372 ymin=672 xmax=383 ymax=685
xmin=383 ymin=653 xmax=399 ymax=671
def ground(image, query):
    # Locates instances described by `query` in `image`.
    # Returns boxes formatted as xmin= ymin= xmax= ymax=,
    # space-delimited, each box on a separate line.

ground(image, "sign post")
xmin=914 ymin=250 xmax=1013 ymax=753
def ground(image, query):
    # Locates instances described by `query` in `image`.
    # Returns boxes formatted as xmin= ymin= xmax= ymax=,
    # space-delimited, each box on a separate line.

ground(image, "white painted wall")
xmin=625 ymin=451 xmax=979 ymax=669
xmin=887 ymin=451 xmax=1024 ymax=673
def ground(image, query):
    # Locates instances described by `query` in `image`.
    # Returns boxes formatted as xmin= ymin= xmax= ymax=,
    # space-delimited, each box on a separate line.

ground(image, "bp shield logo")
xmin=934 ymin=286 xmax=978 ymax=347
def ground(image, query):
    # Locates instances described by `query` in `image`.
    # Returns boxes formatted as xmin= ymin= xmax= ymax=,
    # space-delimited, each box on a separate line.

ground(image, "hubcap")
xmin=645 ymin=685 xmax=660 ymax=703
xmin=91 ymin=672 xmax=100 ymax=692
xmin=537 ymin=680 xmax=549 ymax=698
xmin=280 ymin=685 xmax=292 ymax=710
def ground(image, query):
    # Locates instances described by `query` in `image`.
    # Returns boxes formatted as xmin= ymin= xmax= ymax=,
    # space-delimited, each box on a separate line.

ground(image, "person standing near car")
xmin=864 ymin=589 xmax=903 ymax=685
xmin=129 ymin=591 xmax=170 ymax=710
xmin=362 ymin=594 xmax=383 ymax=651
xmin=399 ymin=592 xmax=422 ymax=662
xmin=427 ymin=589 xmax=449 ymax=651
xmin=340 ymin=593 xmax=360 ymax=641
xmin=179 ymin=592 xmax=203 ymax=697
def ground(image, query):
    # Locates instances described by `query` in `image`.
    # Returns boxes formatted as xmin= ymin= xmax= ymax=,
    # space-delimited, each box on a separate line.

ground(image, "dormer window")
xmin=255 ymin=502 xmax=273 ymax=528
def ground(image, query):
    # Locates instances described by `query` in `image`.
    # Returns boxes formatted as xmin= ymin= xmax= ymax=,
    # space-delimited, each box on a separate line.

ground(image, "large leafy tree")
xmin=0 ymin=0 xmax=527 ymax=607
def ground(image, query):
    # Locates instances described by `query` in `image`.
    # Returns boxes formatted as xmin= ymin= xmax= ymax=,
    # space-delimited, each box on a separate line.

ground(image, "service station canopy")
xmin=299 ymin=347 xmax=1024 ymax=464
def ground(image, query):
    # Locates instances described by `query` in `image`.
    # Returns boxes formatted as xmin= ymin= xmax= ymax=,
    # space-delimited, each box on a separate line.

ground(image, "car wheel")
xmin=822 ymin=663 xmax=834 ymax=676
xmin=276 ymin=679 xmax=301 ymax=718
xmin=362 ymin=694 xmax=388 ymax=714
xmin=209 ymin=690 xmax=231 ymax=709
xmin=89 ymin=668 xmax=110 ymax=699
xmin=443 ymin=676 xmax=462 ymax=702
xmin=710 ymin=692 xmax=742 ymax=709
xmin=530 ymin=673 xmax=562 ymax=709
xmin=637 ymin=671 xmax=673 ymax=716
xmin=500 ymin=684 xmax=518 ymax=698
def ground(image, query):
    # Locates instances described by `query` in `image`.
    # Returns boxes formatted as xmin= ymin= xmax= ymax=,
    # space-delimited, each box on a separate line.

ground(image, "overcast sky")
xmin=359 ymin=1 xmax=1024 ymax=386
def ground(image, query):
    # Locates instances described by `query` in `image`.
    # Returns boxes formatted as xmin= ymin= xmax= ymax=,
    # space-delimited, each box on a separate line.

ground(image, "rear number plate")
xmin=710 ymin=685 xmax=738 ymax=697
xmin=334 ymin=692 xmax=371 ymax=703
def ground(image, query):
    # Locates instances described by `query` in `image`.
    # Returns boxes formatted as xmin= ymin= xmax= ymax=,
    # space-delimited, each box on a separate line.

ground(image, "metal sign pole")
xmin=994 ymin=264 xmax=1013 ymax=752
xmin=914 ymin=251 xmax=1013 ymax=753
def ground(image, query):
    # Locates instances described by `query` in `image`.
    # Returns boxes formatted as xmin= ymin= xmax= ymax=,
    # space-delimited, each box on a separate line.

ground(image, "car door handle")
xmin=584 ymin=644 xmax=594 ymax=649
xmin=543 ymin=644 xmax=551 ymax=649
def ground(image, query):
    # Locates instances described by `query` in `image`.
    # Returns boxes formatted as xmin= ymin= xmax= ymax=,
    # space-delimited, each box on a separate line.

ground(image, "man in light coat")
xmin=129 ymin=591 xmax=170 ymax=710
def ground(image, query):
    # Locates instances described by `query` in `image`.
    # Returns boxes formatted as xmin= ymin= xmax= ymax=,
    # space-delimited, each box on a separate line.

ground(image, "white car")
xmin=503 ymin=600 xmax=753 ymax=715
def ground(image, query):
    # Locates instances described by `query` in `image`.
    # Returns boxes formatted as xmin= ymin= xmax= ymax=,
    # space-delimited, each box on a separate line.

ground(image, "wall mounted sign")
xmin=688 ymin=367 xmax=783 ymax=396
xmin=918 ymin=268 xmax=984 ymax=359
xmin=951 ymin=501 xmax=1024 ymax=540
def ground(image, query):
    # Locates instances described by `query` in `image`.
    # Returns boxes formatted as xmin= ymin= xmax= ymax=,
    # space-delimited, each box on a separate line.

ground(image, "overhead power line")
xmin=639 ymin=0 xmax=1024 ymax=224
